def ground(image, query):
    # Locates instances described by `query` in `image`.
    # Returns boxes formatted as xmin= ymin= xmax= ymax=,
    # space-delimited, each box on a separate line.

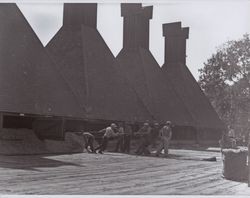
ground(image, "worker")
xmin=149 ymin=122 xmax=161 ymax=149
xmin=81 ymin=131 xmax=96 ymax=153
xmin=123 ymin=122 xmax=133 ymax=153
xmin=155 ymin=121 xmax=172 ymax=157
xmin=114 ymin=122 xmax=125 ymax=152
xmin=137 ymin=122 xmax=160 ymax=155
xmin=94 ymin=123 xmax=119 ymax=154
xmin=134 ymin=122 xmax=152 ymax=155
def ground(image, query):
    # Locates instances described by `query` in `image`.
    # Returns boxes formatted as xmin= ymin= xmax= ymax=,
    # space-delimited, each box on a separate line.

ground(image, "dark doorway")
xmin=3 ymin=115 xmax=34 ymax=129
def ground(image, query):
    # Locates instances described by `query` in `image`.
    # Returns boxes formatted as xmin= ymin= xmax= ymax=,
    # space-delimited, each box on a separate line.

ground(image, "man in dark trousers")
xmin=134 ymin=122 xmax=152 ymax=155
xmin=123 ymin=122 xmax=133 ymax=153
xmin=135 ymin=122 xmax=161 ymax=155
xmin=114 ymin=122 xmax=125 ymax=152
xmin=94 ymin=123 xmax=119 ymax=154
xmin=81 ymin=132 xmax=96 ymax=153
xmin=149 ymin=122 xmax=161 ymax=149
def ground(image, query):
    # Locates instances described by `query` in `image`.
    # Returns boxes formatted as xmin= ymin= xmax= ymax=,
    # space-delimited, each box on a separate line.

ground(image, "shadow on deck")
xmin=0 ymin=154 xmax=84 ymax=171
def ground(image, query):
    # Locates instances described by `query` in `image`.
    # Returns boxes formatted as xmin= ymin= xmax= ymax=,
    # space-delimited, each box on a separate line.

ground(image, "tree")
xmin=198 ymin=34 xmax=250 ymax=135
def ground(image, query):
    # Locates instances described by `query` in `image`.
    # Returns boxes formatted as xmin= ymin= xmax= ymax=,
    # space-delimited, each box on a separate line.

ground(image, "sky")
xmin=17 ymin=0 xmax=250 ymax=80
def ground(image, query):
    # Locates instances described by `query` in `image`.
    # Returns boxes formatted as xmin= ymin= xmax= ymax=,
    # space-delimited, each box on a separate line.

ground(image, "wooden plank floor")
xmin=0 ymin=148 xmax=249 ymax=195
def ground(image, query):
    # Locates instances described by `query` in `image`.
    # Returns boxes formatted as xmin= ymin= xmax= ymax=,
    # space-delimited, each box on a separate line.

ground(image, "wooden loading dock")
xmin=0 ymin=149 xmax=249 ymax=195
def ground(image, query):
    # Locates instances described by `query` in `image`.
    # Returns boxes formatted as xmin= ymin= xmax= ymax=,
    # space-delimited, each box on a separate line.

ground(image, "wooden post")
xmin=0 ymin=113 xmax=3 ymax=132
xmin=195 ymin=127 xmax=200 ymax=145
xmin=248 ymin=136 xmax=250 ymax=187
xmin=61 ymin=118 xmax=66 ymax=140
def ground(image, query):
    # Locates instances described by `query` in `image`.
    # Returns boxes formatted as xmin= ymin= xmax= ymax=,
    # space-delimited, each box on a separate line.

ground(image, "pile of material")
xmin=0 ymin=128 xmax=47 ymax=155
xmin=0 ymin=129 xmax=85 ymax=155
xmin=45 ymin=132 xmax=85 ymax=153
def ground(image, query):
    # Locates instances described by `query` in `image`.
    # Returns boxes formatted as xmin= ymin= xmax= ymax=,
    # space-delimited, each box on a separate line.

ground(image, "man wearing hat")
xmin=156 ymin=121 xmax=172 ymax=157
xmin=114 ymin=122 xmax=125 ymax=152
xmin=149 ymin=122 xmax=161 ymax=148
xmin=123 ymin=122 xmax=133 ymax=153
xmin=81 ymin=131 xmax=96 ymax=153
xmin=95 ymin=123 xmax=119 ymax=154
xmin=134 ymin=122 xmax=152 ymax=155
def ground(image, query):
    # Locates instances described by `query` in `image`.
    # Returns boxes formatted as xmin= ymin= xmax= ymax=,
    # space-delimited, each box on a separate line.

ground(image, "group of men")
xmin=80 ymin=120 xmax=173 ymax=157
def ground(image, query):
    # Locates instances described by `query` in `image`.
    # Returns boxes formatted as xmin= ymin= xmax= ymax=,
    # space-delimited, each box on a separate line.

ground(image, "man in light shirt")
xmin=156 ymin=121 xmax=172 ymax=157
xmin=95 ymin=123 xmax=119 ymax=154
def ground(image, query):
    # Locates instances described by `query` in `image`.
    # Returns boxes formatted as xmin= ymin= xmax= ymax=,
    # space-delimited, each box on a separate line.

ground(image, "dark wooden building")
xmin=0 ymin=3 xmax=224 ymax=144
xmin=0 ymin=3 xmax=88 ymax=140
xmin=161 ymin=22 xmax=225 ymax=143
xmin=46 ymin=3 xmax=153 ymax=132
